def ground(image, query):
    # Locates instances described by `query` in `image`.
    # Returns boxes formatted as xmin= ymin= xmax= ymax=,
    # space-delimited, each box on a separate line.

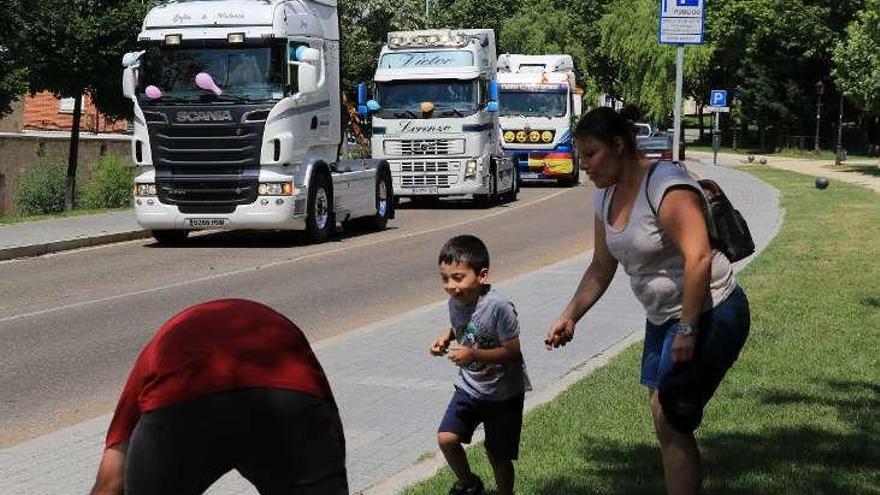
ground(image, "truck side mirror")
xmin=290 ymin=47 xmax=321 ymax=95
xmin=486 ymin=101 xmax=499 ymax=113
xmin=122 ymin=67 xmax=136 ymax=99
xmin=488 ymin=79 xmax=499 ymax=102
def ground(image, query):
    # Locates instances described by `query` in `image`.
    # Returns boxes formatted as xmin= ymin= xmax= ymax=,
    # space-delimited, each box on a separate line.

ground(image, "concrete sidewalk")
xmin=691 ymin=150 xmax=880 ymax=193
xmin=0 ymin=163 xmax=782 ymax=495
xmin=0 ymin=210 xmax=148 ymax=261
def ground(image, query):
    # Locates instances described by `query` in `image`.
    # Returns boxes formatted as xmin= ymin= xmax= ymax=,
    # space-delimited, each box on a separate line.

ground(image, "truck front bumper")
xmin=392 ymin=175 xmax=490 ymax=197
xmin=134 ymin=195 xmax=307 ymax=231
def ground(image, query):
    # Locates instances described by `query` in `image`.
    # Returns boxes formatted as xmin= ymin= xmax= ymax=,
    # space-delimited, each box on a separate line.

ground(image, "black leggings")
xmin=125 ymin=388 xmax=348 ymax=495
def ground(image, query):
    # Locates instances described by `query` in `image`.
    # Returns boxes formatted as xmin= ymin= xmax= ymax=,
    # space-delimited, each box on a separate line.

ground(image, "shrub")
xmin=13 ymin=155 xmax=67 ymax=216
xmin=80 ymin=153 xmax=133 ymax=209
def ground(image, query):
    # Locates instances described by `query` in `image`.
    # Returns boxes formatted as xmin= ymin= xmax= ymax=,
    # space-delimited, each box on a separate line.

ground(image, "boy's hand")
xmin=546 ymin=317 xmax=576 ymax=350
xmin=447 ymin=345 xmax=477 ymax=367
xmin=429 ymin=335 xmax=451 ymax=356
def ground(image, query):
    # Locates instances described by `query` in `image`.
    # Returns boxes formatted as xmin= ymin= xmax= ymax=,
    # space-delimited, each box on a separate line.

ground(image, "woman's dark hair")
xmin=574 ymin=107 xmax=638 ymax=156
xmin=438 ymin=235 xmax=489 ymax=272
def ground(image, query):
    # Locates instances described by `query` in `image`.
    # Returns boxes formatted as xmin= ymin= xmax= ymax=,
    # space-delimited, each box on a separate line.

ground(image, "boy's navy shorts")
xmin=438 ymin=387 xmax=525 ymax=460
xmin=642 ymin=285 xmax=750 ymax=413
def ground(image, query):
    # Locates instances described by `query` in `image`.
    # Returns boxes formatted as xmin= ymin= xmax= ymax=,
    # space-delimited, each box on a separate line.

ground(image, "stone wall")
xmin=0 ymin=100 xmax=24 ymax=133
xmin=0 ymin=133 xmax=131 ymax=215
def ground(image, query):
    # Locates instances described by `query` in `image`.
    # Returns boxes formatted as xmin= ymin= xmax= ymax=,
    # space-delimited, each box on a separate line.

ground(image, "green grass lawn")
xmin=0 ymin=207 xmax=131 ymax=225
xmin=400 ymin=168 xmax=880 ymax=495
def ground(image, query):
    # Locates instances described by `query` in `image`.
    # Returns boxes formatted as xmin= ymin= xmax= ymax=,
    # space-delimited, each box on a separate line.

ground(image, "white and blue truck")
xmin=122 ymin=0 xmax=393 ymax=244
xmin=358 ymin=29 xmax=517 ymax=203
xmin=496 ymin=54 xmax=582 ymax=186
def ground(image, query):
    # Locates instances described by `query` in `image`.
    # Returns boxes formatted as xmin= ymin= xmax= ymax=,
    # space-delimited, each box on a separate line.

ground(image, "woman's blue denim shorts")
xmin=641 ymin=285 xmax=751 ymax=390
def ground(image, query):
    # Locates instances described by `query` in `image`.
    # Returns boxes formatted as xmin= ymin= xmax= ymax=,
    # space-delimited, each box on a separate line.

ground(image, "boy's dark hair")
xmin=438 ymin=235 xmax=490 ymax=272
xmin=574 ymin=107 xmax=638 ymax=157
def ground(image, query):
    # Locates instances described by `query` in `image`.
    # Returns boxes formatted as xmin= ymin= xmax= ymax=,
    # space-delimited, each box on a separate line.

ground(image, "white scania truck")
xmin=496 ymin=54 xmax=582 ymax=186
xmin=359 ymin=29 xmax=517 ymax=203
xmin=121 ymin=0 xmax=393 ymax=244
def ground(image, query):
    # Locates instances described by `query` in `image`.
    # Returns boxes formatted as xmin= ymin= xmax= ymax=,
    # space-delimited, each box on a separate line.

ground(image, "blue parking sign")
xmin=677 ymin=0 xmax=699 ymax=5
xmin=710 ymin=90 xmax=728 ymax=107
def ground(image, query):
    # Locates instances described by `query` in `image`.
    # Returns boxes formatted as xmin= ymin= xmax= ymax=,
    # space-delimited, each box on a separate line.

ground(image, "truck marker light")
xmin=541 ymin=131 xmax=553 ymax=143
xmin=529 ymin=131 xmax=541 ymax=143
xmin=165 ymin=34 xmax=181 ymax=45
xmin=227 ymin=33 xmax=245 ymax=43
xmin=503 ymin=131 xmax=515 ymax=143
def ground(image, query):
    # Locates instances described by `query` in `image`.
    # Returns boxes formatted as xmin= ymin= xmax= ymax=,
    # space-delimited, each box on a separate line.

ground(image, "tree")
xmin=833 ymin=0 xmax=880 ymax=115
xmin=0 ymin=0 xmax=27 ymax=117
xmin=20 ymin=0 xmax=149 ymax=210
xmin=596 ymin=0 xmax=712 ymax=125
xmin=499 ymin=0 xmax=588 ymax=77
xmin=340 ymin=0 xmax=426 ymax=90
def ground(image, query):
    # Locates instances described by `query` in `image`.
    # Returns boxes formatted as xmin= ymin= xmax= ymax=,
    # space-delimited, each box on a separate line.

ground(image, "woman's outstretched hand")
xmin=545 ymin=317 xmax=576 ymax=350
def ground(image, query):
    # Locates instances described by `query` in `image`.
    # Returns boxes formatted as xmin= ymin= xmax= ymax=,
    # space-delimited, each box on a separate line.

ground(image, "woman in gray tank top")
xmin=545 ymin=107 xmax=750 ymax=495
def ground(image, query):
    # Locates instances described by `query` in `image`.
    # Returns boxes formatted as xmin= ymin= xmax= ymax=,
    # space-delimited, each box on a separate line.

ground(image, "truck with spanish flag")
xmin=496 ymin=54 xmax=582 ymax=186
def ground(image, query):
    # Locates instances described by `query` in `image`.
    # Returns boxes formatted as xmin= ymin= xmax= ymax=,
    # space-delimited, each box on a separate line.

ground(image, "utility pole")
xmin=814 ymin=80 xmax=825 ymax=154
xmin=673 ymin=46 xmax=683 ymax=162
xmin=835 ymin=95 xmax=844 ymax=165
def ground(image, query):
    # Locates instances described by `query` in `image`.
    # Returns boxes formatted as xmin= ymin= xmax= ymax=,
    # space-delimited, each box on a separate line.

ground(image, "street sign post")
xmin=708 ymin=89 xmax=730 ymax=165
xmin=659 ymin=0 xmax=705 ymax=162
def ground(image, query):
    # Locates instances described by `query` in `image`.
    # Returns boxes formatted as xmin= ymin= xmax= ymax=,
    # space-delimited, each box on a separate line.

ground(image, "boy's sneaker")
xmin=448 ymin=475 xmax=484 ymax=495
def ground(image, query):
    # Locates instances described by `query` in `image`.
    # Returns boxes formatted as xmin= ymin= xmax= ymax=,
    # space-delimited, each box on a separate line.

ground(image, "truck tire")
xmin=306 ymin=173 xmax=334 ymax=243
xmin=343 ymin=166 xmax=393 ymax=232
xmin=151 ymin=230 xmax=188 ymax=245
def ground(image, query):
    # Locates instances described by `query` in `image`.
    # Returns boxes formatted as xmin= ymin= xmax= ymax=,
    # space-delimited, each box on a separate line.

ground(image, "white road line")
xmin=0 ymin=189 xmax=577 ymax=324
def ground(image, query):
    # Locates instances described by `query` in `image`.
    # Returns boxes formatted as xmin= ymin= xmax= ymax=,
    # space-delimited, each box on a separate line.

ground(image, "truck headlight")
xmin=135 ymin=183 xmax=157 ymax=196
xmin=258 ymin=182 xmax=294 ymax=196
xmin=465 ymin=160 xmax=478 ymax=179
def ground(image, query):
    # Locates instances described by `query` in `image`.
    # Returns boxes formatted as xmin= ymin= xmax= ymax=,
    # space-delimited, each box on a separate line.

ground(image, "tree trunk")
xmin=65 ymin=94 xmax=82 ymax=211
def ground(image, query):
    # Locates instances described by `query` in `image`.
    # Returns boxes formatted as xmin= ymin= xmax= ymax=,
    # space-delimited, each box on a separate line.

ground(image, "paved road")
xmin=0 ymin=184 xmax=594 ymax=447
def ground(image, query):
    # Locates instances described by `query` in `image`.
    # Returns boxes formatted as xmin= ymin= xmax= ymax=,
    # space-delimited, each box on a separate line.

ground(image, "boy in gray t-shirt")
xmin=429 ymin=235 xmax=530 ymax=495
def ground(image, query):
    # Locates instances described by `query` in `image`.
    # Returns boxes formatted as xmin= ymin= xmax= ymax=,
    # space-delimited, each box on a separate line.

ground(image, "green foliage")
xmin=833 ymin=0 xmax=880 ymax=115
xmin=20 ymin=0 xmax=150 ymax=120
xmin=597 ymin=0 xmax=712 ymax=125
xmin=0 ymin=0 xmax=27 ymax=116
xmin=499 ymin=0 xmax=588 ymax=78
xmin=13 ymin=155 xmax=67 ymax=216
xmin=80 ymin=153 xmax=133 ymax=209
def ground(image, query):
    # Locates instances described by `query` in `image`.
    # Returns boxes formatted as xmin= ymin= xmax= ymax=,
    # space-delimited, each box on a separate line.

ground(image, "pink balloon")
xmin=194 ymin=72 xmax=222 ymax=95
xmin=144 ymin=85 xmax=163 ymax=100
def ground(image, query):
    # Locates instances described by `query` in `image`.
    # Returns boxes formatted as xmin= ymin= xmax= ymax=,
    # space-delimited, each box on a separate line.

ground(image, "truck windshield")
xmin=136 ymin=43 xmax=286 ymax=104
xmin=375 ymin=79 xmax=478 ymax=118
xmin=499 ymin=90 xmax=568 ymax=118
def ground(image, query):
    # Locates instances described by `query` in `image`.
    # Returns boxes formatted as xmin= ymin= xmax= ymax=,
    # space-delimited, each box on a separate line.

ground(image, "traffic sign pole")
xmin=673 ymin=46 xmax=684 ymax=162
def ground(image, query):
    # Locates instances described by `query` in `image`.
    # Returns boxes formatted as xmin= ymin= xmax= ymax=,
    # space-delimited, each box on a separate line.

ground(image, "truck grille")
xmin=401 ymin=175 xmax=451 ymax=188
xmin=384 ymin=139 xmax=465 ymax=156
xmin=157 ymin=176 xmax=258 ymax=213
xmin=149 ymin=124 xmax=264 ymax=168
xmin=398 ymin=160 xmax=460 ymax=173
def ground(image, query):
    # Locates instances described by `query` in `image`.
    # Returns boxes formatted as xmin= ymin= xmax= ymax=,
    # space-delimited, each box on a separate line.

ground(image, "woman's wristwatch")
xmin=676 ymin=322 xmax=698 ymax=336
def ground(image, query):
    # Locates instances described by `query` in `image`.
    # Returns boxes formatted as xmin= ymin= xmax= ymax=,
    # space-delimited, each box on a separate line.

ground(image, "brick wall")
xmin=22 ymin=92 xmax=129 ymax=134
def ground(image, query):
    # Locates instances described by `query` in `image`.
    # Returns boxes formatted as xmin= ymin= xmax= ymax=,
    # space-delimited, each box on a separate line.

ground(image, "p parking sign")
xmin=710 ymin=90 xmax=728 ymax=107
xmin=659 ymin=0 xmax=705 ymax=45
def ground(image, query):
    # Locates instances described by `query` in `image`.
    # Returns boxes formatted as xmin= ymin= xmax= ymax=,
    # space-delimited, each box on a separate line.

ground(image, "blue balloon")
xmin=358 ymin=105 xmax=368 ymax=117
xmin=366 ymin=100 xmax=381 ymax=111
xmin=295 ymin=46 xmax=308 ymax=61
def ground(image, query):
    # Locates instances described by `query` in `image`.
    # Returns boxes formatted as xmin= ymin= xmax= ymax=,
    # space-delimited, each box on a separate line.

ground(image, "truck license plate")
xmin=186 ymin=218 xmax=228 ymax=228
xmin=410 ymin=187 xmax=438 ymax=194
xmin=520 ymin=172 xmax=541 ymax=179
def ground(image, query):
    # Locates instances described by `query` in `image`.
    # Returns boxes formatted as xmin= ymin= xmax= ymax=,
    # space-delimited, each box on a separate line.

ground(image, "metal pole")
xmin=713 ymin=111 xmax=719 ymax=166
xmin=814 ymin=93 xmax=822 ymax=154
xmin=673 ymin=45 xmax=684 ymax=162
xmin=835 ymin=95 xmax=844 ymax=165
xmin=425 ymin=0 xmax=430 ymax=20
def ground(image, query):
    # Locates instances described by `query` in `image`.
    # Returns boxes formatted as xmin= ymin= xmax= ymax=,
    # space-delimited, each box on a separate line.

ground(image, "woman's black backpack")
xmin=646 ymin=161 xmax=755 ymax=262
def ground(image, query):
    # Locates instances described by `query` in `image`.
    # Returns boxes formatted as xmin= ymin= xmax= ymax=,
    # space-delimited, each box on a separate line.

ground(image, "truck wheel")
xmin=559 ymin=166 xmax=580 ymax=187
xmin=306 ymin=173 xmax=334 ymax=243
xmin=343 ymin=167 xmax=392 ymax=232
xmin=151 ymin=230 xmax=188 ymax=245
